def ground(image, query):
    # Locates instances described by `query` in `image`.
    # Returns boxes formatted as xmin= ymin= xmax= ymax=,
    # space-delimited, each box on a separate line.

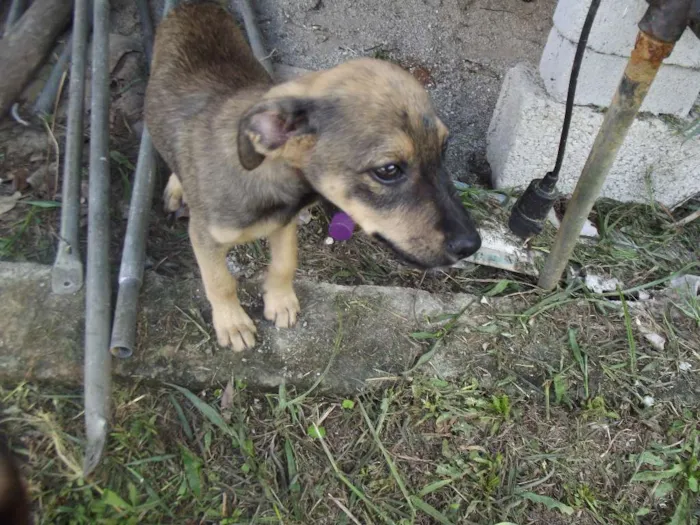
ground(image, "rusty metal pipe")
xmin=538 ymin=31 xmax=675 ymax=290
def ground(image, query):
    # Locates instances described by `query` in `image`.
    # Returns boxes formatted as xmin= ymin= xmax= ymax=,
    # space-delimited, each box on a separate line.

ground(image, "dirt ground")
xmin=1 ymin=0 xmax=699 ymax=523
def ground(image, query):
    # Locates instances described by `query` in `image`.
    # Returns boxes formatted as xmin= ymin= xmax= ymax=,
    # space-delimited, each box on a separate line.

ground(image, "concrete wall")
xmin=487 ymin=0 xmax=700 ymax=207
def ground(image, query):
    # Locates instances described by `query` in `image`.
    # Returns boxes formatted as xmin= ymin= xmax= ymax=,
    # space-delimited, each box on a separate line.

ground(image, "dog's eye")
xmin=371 ymin=164 xmax=403 ymax=183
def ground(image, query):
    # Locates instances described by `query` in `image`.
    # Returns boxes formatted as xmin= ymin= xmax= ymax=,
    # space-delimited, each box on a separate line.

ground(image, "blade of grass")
xmin=358 ymin=401 xmax=414 ymax=517
xmin=617 ymin=288 xmax=637 ymax=378
xmin=313 ymin=422 xmax=393 ymax=524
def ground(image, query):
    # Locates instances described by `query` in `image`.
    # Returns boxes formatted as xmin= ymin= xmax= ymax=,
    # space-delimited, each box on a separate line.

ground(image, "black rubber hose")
xmin=541 ymin=0 xmax=602 ymax=191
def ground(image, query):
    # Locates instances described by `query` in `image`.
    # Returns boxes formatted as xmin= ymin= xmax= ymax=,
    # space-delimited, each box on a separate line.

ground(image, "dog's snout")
xmin=446 ymin=231 xmax=481 ymax=260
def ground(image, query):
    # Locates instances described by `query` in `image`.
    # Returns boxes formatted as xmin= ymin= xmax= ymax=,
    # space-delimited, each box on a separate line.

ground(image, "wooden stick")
xmin=0 ymin=0 xmax=72 ymax=118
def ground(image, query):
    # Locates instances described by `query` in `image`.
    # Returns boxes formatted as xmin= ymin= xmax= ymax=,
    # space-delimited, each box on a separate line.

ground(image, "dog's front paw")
xmin=264 ymin=288 xmax=300 ymax=328
xmin=212 ymin=303 xmax=257 ymax=351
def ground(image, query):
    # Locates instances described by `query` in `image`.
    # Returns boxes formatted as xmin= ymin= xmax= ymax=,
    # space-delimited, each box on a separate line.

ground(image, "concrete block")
xmin=540 ymin=28 xmax=700 ymax=117
xmin=552 ymin=0 xmax=700 ymax=69
xmin=487 ymin=63 xmax=700 ymax=208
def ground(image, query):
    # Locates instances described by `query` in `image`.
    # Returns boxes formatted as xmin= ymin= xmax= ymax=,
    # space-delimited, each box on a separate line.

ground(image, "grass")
xmin=4 ymin=367 xmax=699 ymax=525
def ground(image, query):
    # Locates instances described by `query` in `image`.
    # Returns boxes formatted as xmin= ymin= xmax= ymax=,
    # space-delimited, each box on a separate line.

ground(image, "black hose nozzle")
xmin=508 ymin=174 xmax=558 ymax=239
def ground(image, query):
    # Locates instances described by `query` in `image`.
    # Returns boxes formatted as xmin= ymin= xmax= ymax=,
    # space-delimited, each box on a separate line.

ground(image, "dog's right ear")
xmin=237 ymin=97 xmax=319 ymax=171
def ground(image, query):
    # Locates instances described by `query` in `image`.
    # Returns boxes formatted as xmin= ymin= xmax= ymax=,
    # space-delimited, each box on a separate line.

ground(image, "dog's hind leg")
xmin=163 ymin=173 xmax=186 ymax=213
xmin=263 ymin=220 xmax=300 ymax=328
xmin=189 ymin=219 xmax=257 ymax=351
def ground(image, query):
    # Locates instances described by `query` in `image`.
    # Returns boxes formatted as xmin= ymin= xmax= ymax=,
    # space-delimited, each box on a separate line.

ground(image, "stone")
xmin=552 ymin=0 xmax=700 ymax=69
xmin=540 ymin=28 xmax=700 ymax=117
xmin=487 ymin=63 xmax=700 ymax=208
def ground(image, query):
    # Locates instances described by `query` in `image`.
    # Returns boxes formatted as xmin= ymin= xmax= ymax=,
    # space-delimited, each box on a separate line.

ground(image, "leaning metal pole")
xmin=537 ymin=7 xmax=684 ymax=290
xmin=109 ymin=131 xmax=155 ymax=358
xmin=51 ymin=0 xmax=90 ymax=294
xmin=84 ymin=0 xmax=112 ymax=476
xmin=108 ymin=0 xmax=176 ymax=359
xmin=236 ymin=0 xmax=273 ymax=76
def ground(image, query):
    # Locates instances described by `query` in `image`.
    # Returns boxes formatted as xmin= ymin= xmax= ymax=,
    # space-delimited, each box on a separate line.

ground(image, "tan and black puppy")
xmin=145 ymin=2 xmax=481 ymax=351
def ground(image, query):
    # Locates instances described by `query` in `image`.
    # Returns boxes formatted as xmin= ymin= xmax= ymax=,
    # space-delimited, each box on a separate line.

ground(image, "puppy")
xmin=145 ymin=2 xmax=481 ymax=351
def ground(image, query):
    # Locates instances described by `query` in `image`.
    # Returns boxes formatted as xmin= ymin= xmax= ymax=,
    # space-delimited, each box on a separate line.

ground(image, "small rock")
xmin=324 ymin=236 xmax=334 ymax=245
xmin=643 ymin=332 xmax=666 ymax=351
xmin=584 ymin=273 xmax=622 ymax=294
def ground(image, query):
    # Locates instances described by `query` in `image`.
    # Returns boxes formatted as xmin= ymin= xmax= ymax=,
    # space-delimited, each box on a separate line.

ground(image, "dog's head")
xmin=237 ymin=58 xmax=481 ymax=268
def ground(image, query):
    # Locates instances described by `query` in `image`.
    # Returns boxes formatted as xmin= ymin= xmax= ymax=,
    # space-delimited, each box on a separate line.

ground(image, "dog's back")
xmin=146 ymin=2 xmax=271 ymax=176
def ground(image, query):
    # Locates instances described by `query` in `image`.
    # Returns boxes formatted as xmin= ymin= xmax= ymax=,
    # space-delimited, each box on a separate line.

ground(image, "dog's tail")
xmin=0 ymin=431 xmax=31 ymax=525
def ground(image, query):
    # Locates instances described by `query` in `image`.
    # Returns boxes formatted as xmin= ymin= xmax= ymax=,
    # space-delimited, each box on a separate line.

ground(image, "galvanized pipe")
xmin=109 ymin=131 xmax=156 ymax=358
xmin=538 ymin=31 xmax=675 ymax=291
xmin=83 ymin=0 xmax=112 ymax=476
xmin=108 ymin=0 xmax=176 ymax=359
xmin=33 ymin=35 xmax=72 ymax=117
xmin=4 ymin=0 xmax=26 ymax=32
xmin=34 ymin=5 xmax=94 ymax=118
xmin=135 ymin=0 xmax=154 ymax=67
xmin=235 ymin=0 xmax=273 ymax=77
xmin=51 ymin=0 xmax=90 ymax=295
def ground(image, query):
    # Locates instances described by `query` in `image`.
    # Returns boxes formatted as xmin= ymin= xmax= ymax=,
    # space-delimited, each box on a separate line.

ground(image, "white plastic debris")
xmin=584 ymin=273 xmax=622 ymax=294
xmin=324 ymin=236 xmax=334 ymax=245
xmin=679 ymin=362 xmax=692 ymax=372
xmin=642 ymin=395 xmax=655 ymax=408
xmin=454 ymin=222 xmax=540 ymax=276
xmin=547 ymin=209 xmax=599 ymax=238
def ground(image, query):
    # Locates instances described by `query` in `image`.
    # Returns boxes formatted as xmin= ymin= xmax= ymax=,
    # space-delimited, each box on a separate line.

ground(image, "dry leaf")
xmin=220 ymin=380 xmax=235 ymax=423
xmin=0 ymin=192 xmax=21 ymax=216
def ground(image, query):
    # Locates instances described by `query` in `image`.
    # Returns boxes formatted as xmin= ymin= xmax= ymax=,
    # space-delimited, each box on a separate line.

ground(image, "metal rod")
xmin=83 ymin=0 xmax=112 ymax=476
xmin=51 ymin=0 xmax=90 ymax=294
xmin=4 ymin=0 xmax=26 ymax=32
xmin=109 ymin=130 xmax=155 ymax=358
xmin=108 ymin=0 xmax=175 ymax=360
xmin=33 ymin=34 xmax=72 ymax=117
xmin=538 ymin=31 xmax=675 ymax=291
xmin=135 ymin=0 xmax=154 ymax=68
xmin=34 ymin=5 xmax=94 ymax=117
xmin=235 ymin=0 xmax=273 ymax=77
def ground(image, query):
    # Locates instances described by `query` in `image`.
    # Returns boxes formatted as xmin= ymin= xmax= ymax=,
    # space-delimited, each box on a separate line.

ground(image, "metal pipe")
xmin=108 ymin=0 xmax=175 ymax=360
xmin=537 ymin=31 xmax=675 ymax=290
xmin=33 ymin=35 xmax=72 ymax=117
xmin=4 ymin=0 xmax=26 ymax=32
xmin=51 ymin=0 xmax=90 ymax=295
xmin=135 ymin=0 xmax=154 ymax=68
xmin=235 ymin=0 xmax=274 ymax=77
xmin=109 ymin=130 xmax=155 ymax=358
xmin=34 ymin=5 xmax=94 ymax=117
xmin=83 ymin=0 xmax=112 ymax=476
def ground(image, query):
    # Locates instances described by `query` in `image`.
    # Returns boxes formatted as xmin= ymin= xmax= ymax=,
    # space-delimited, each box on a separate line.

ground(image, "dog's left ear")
xmin=237 ymin=97 xmax=319 ymax=171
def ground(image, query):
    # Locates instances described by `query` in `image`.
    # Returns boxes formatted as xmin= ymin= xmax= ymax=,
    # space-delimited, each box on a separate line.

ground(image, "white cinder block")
xmin=553 ymin=0 xmax=700 ymax=69
xmin=540 ymin=28 xmax=700 ymax=117
xmin=487 ymin=63 xmax=700 ymax=208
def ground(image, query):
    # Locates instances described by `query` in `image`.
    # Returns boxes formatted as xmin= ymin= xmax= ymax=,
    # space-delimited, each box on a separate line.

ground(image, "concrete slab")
xmin=487 ymin=63 xmax=700 ymax=207
xmin=540 ymin=28 xmax=700 ymax=117
xmin=552 ymin=0 xmax=700 ymax=69
xmin=1 ymin=262 xmax=698 ymax=404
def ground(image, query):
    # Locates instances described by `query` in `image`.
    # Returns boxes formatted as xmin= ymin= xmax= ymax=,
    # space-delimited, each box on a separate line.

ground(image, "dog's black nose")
xmin=446 ymin=232 xmax=481 ymax=259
